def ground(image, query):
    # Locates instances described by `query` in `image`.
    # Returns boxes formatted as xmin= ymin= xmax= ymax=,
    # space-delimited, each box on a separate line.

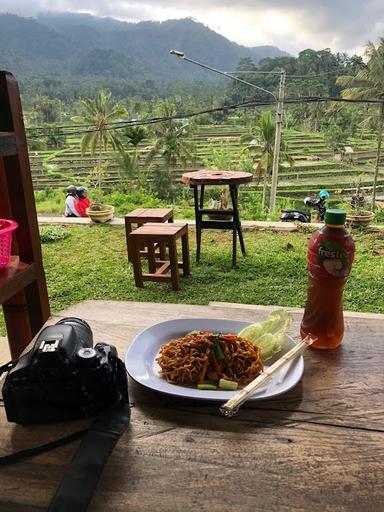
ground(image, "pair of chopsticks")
xmin=219 ymin=335 xmax=316 ymax=417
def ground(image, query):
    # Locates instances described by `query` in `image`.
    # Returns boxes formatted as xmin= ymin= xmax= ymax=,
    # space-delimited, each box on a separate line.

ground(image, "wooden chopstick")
xmin=219 ymin=335 xmax=316 ymax=417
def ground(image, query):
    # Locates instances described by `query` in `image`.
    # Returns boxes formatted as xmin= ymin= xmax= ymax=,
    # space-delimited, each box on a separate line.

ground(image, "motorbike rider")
xmin=304 ymin=189 xmax=329 ymax=221
xmin=281 ymin=189 xmax=329 ymax=223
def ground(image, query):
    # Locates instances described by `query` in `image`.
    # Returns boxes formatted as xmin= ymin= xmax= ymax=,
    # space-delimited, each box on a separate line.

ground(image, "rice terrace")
xmin=1 ymin=5 xmax=384 ymax=512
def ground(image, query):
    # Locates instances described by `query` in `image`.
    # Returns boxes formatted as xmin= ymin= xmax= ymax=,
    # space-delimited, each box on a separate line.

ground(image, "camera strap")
xmin=47 ymin=357 xmax=131 ymax=512
xmin=48 ymin=400 xmax=131 ymax=512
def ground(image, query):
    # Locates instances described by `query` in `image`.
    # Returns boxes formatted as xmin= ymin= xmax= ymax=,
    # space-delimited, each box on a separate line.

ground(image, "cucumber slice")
xmin=197 ymin=383 xmax=218 ymax=390
xmin=218 ymin=378 xmax=238 ymax=391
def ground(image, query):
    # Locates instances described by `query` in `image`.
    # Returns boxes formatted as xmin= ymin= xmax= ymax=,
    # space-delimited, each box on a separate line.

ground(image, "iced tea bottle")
xmin=300 ymin=209 xmax=355 ymax=349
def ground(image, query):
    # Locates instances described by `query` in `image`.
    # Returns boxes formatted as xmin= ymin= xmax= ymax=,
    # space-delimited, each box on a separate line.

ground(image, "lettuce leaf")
xmin=238 ymin=310 xmax=292 ymax=360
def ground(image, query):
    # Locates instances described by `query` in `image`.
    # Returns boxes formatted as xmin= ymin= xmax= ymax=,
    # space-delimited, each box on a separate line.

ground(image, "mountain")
xmin=0 ymin=12 xmax=289 ymax=84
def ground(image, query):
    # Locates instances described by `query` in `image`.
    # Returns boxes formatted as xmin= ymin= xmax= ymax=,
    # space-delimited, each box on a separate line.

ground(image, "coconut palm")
xmin=241 ymin=111 xmax=293 ymax=209
xmin=71 ymin=89 xmax=127 ymax=189
xmin=115 ymin=126 xmax=147 ymax=190
xmin=146 ymin=102 xmax=195 ymax=170
xmin=145 ymin=101 xmax=195 ymax=199
xmin=337 ymin=40 xmax=384 ymax=209
xmin=121 ymin=126 xmax=147 ymax=148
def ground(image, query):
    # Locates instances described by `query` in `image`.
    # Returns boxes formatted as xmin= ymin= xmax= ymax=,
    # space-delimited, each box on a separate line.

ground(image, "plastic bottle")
xmin=300 ymin=209 xmax=355 ymax=349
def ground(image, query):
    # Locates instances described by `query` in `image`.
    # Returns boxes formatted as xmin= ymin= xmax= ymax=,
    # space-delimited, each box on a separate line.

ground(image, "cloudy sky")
xmin=2 ymin=0 xmax=384 ymax=55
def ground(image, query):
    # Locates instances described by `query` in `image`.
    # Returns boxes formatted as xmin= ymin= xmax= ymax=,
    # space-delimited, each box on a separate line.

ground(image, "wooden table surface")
xmin=181 ymin=170 xmax=253 ymax=186
xmin=1 ymin=300 xmax=383 ymax=512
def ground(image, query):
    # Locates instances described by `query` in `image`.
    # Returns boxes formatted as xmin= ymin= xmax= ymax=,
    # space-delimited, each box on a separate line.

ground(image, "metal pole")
xmin=170 ymin=50 xmax=276 ymax=100
xmin=269 ymin=69 xmax=286 ymax=212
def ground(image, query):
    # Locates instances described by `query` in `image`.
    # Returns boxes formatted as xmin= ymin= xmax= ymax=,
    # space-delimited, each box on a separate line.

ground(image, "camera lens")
xmin=56 ymin=317 xmax=93 ymax=348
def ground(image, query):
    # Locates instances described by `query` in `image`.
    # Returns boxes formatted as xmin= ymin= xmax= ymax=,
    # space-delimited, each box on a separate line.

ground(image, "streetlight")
xmin=170 ymin=49 xmax=285 ymax=212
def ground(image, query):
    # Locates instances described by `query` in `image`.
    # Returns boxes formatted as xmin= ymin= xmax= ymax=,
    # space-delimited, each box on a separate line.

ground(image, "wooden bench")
xmin=128 ymin=223 xmax=190 ymax=291
xmin=124 ymin=208 xmax=173 ymax=262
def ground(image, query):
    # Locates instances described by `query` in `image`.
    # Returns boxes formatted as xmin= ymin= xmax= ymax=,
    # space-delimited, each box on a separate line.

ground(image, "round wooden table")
xmin=182 ymin=170 xmax=253 ymax=268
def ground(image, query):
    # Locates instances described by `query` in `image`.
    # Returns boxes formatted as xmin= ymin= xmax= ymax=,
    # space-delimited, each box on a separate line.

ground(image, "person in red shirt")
xmin=75 ymin=186 xmax=91 ymax=217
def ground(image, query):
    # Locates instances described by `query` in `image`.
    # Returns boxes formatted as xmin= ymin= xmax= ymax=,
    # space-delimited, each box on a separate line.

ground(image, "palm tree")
xmin=241 ymin=111 xmax=293 ymax=209
xmin=145 ymin=101 xmax=195 ymax=199
xmin=337 ymin=40 xmax=384 ymax=209
xmin=115 ymin=126 xmax=147 ymax=190
xmin=146 ymin=101 xmax=194 ymax=169
xmin=71 ymin=89 xmax=127 ymax=189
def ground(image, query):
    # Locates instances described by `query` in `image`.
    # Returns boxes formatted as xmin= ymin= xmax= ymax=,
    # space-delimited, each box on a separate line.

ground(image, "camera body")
xmin=3 ymin=318 xmax=126 ymax=424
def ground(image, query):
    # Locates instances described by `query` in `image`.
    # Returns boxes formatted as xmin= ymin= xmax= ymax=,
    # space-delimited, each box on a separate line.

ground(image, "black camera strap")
xmin=47 ymin=357 xmax=131 ymax=512
xmin=48 ymin=400 xmax=131 ymax=512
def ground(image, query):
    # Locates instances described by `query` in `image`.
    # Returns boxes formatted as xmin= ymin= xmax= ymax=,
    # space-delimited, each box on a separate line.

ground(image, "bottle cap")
xmin=324 ymin=209 xmax=346 ymax=225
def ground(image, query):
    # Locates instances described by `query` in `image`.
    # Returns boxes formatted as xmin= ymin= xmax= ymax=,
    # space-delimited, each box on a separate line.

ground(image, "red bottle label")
xmin=317 ymin=240 xmax=349 ymax=277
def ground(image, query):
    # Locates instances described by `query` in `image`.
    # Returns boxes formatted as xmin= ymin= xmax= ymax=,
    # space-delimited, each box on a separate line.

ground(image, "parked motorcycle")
xmin=280 ymin=190 xmax=329 ymax=223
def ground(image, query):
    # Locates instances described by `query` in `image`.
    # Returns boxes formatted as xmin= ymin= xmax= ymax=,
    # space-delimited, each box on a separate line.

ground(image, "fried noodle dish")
xmin=156 ymin=331 xmax=263 ymax=388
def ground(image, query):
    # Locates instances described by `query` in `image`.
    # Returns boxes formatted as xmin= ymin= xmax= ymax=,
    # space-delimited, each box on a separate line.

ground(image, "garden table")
xmin=181 ymin=170 xmax=253 ymax=268
xmin=0 ymin=299 xmax=383 ymax=511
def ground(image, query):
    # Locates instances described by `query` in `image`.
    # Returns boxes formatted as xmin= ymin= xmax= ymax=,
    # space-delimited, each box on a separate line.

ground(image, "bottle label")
xmin=317 ymin=240 xmax=349 ymax=277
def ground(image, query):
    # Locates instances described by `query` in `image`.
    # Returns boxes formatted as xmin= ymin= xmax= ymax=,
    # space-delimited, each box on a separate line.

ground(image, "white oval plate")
xmin=125 ymin=318 xmax=304 ymax=401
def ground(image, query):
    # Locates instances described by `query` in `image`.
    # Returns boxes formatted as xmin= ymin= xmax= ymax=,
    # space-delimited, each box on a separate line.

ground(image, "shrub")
xmin=39 ymin=226 xmax=70 ymax=243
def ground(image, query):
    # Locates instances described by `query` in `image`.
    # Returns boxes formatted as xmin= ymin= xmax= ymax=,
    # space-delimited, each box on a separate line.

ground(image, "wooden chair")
xmin=128 ymin=223 xmax=190 ymax=291
xmin=124 ymin=208 xmax=173 ymax=262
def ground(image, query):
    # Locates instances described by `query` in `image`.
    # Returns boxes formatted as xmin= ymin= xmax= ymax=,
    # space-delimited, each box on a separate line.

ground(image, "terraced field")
xmin=28 ymin=125 xmax=384 ymax=201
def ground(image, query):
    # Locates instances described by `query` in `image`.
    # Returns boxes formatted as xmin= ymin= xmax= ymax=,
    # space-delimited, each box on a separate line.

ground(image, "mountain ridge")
xmin=0 ymin=12 xmax=290 ymax=83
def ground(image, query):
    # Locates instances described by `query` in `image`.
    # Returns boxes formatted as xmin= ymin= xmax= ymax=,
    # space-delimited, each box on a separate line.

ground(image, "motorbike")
xmin=280 ymin=190 xmax=329 ymax=223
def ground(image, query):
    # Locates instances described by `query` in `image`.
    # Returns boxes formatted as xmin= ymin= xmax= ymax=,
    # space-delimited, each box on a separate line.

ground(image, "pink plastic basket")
xmin=0 ymin=219 xmax=18 ymax=269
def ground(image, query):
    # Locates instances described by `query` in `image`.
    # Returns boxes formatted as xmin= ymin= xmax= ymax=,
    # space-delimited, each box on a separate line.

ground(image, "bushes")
xmin=106 ymin=189 xmax=163 ymax=215
xmin=40 ymin=225 xmax=70 ymax=243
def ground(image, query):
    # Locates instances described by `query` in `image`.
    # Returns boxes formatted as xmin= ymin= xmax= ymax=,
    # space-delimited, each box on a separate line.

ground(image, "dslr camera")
xmin=3 ymin=318 xmax=128 ymax=424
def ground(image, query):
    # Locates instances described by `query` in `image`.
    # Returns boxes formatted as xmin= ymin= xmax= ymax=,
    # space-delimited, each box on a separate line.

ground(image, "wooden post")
xmin=269 ymin=69 xmax=286 ymax=213
xmin=372 ymin=102 xmax=384 ymax=210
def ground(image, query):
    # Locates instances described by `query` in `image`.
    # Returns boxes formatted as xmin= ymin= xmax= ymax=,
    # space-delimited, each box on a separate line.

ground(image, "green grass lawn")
xmin=1 ymin=226 xmax=383 ymax=337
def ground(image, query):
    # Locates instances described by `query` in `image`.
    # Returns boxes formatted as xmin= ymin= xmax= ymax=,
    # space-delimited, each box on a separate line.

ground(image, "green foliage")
xmin=72 ymin=89 xmax=127 ymax=189
xmin=45 ymin=125 xmax=67 ymax=148
xmin=145 ymin=101 xmax=196 ymax=199
xmin=71 ymin=48 xmax=136 ymax=78
xmin=240 ymin=111 xmax=293 ymax=209
xmin=203 ymin=142 xmax=238 ymax=170
xmin=1 ymin=13 xmax=287 ymax=103
xmin=105 ymin=189 xmax=163 ymax=215
xmin=120 ymin=126 xmax=147 ymax=148
xmin=324 ymin=125 xmax=348 ymax=153
xmin=1 ymin=226 xmax=382 ymax=338
xmin=39 ymin=225 xmax=70 ymax=243
xmin=114 ymin=125 xmax=148 ymax=190
xmin=150 ymin=165 xmax=183 ymax=202
xmin=337 ymin=39 xmax=384 ymax=208
xmin=28 ymin=137 xmax=47 ymax=151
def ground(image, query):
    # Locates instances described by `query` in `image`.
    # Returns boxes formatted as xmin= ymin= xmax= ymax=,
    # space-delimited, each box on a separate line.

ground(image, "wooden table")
xmin=182 ymin=170 xmax=253 ymax=268
xmin=1 ymin=300 xmax=383 ymax=511
xmin=124 ymin=208 xmax=174 ymax=262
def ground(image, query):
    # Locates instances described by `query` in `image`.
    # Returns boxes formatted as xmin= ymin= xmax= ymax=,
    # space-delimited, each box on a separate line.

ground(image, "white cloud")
xmin=2 ymin=0 xmax=384 ymax=54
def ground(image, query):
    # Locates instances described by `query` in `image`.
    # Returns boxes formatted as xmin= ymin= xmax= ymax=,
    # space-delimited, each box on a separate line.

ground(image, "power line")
xmin=26 ymin=95 xmax=384 ymax=140
xmin=227 ymin=71 xmax=339 ymax=78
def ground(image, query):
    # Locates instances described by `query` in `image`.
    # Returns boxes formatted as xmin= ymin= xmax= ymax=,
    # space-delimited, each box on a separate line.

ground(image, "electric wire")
xmin=26 ymin=95 xmax=384 ymax=139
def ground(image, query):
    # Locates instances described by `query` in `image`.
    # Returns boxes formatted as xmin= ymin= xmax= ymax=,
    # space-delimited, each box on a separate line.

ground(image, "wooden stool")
xmin=125 ymin=208 xmax=173 ymax=262
xmin=128 ymin=223 xmax=190 ymax=291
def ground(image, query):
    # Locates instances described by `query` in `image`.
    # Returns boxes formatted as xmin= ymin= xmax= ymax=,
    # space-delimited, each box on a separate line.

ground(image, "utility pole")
xmin=170 ymin=50 xmax=284 ymax=211
xmin=269 ymin=69 xmax=286 ymax=212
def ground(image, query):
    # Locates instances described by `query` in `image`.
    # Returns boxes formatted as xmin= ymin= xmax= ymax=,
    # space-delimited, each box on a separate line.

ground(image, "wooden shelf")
xmin=0 ymin=132 xmax=17 ymax=157
xmin=0 ymin=256 xmax=36 ymax=303
xmin=0 ymin=71 xmax=50 ymax=358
